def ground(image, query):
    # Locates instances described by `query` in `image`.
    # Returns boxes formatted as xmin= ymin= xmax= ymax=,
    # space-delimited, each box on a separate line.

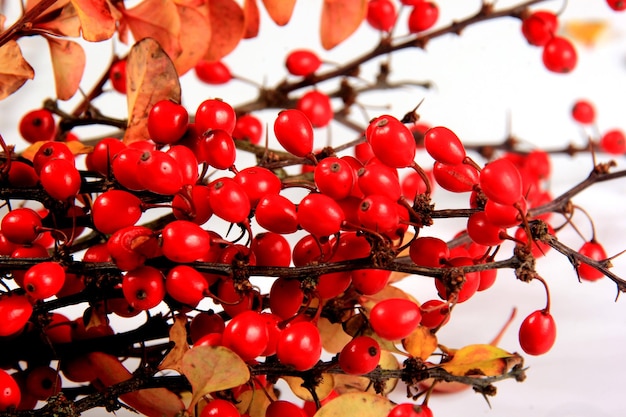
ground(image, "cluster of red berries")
xmin=571 ymin=99 xmax=626 ymax=155
xmin=366 ymin=0 xmax=439 ymax=34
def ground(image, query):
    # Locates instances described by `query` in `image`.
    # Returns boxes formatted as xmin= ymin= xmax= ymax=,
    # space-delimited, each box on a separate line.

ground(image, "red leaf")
xmin=204 ymin=0 xmax=245 ymax=62
xmin=172 ymin=2 xmax=211 ymax=74
xmin=70 ymin=0 xmax=116 ymax=41
xmin=0 ymin=41 xmax=35 ymax=100
xmin=46 ymin=37 xmax=85 ymax=100
xmin=243 ymin=0 xmax=261 ymax=39
xmin=262 ymin=0 xmax=296 ymax=26
xmin=320 ymin=0 xmax=367 ymax=50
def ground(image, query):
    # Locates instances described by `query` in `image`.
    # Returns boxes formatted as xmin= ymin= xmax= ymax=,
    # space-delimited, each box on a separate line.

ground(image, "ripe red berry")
xmin=409 ymin=236 xmax=450 ymax=267
xmin=86 ymin=137 xmax=126 ymax=176
xmin=285 ymin=49 xmax=322 ymax=76
xmin=366 ymin=115 xmax=416 ymax=168
xmin=269 ymin=277 xmax=304 ymax=319
xmin=480 ymin=158 xmax=523 ymax=205
xmin=419 ymin=299 xmax=450 ymax=329
xmin=571 ymin=99 xmax=596 ymax=124
xmin=194 ymin=60 xmax=232 ymax=84
xmin=0 ymin=293 xmax=33 ymax=337
xmin=366 ymin=0 xmax=397 ymax=32
xmin=19 ymin=109 xmax=55 ymax=144
xmin=273 ymin=109 xmax=314 ymax=157
xmin=358 ymin=194 xmax=400 ymax=234
xmin=599 ymin=129 xmax=626 ymax=154
xmin=208 ymin=177 xmax=251 ymax=223
xmin=33 ymin=141 xmax=74 ymax=175
xmin=518 ymin=309 xmax=556 ymax=355
xmin=137 ymin=150 xmax=184 ymax=195
xmin=25 ymin=365 xmax=61 ymax=401
xmin=314 ymin=157 xmax=355 ymax=200
xmin=200 ymin=399 xmax=240 ymax=417
xmin=122 ymin=266 xmax=166 ymax=311
xmin=276 ymin=321 xmax=322 ymax=371
xmin=424 ymin=126 xmax=466 ymax=165
xmin=432 ymin=161 xmax=479 ymax=193
xmin=0 ymin=369 xmax=21 ymax=411
xmin=40 ymin=158 xmax=82 ymax=200
xmin=351 ymin=268 xmax=391 ymax=295
xmin=408 ymin=2 xmax=439 ymax=33
xmin=233 ymin=114 xmax=263 ymax=144
xmin=234 ymin=166 xmax=282 ymax=207
xmin=436 ymin=257 xmax=481 ymax=303
xmin=251 ymin=232 xmax=291 ymax=267
xmin=577 ymin=241 xmax=607 ymax=281
xmin=222 ymin=310 xmax=270 ymax=361
xmin=296 ymin=90 xmax=333 ymax=128
xmin=339 ymin=336 xmax=381 ymax=375
xmin=109 ymin=59 xmax=127 ymax=93
xmin=92 ymin=190 xmax=143 ymax=234
xmin=266 ymin=400 xmax=307 ymax=417
xmin=369 ymin=298 xmax=421 ymax=340
xmin=147 ymin=100 xmax=188 ymax=145
xmin=606 ymin=0 xmax=626 ymax=11
xmin=255 ymin=194 xmax=299 ymax=234
xmin=23 ymin=261 xmax=66 ymax=300
xmin=195 ymin=98 xmax=236 ymax=135
xmin=297 ymin=193 xmax=345 ymax=237
xmin=521 ymin=10 xmax=558 ymax=46
xmin=542 ymin=36 xmax=577 ymax=73
xmin=1 ymin=208 xmax=42 ymax=245
xmin=161 ymin=220 xmax=211 ymax=263
xmin=358 ymin=161 xmax=402 ymax=201
xmin=388 ymin=403 xmax=434 ymax=417
xmin=112 ymin=147 xmax=145 ymax=190
xmin=201 ymin=129 xmax=237 ymax=170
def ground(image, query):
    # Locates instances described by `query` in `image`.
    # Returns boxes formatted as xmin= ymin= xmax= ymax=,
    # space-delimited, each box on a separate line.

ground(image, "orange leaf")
xmin=320 ymin=0 xmax=367 ymax=50
xmin=0 ymin=40 xmax=35 ymax=100
xmin=46 ymin=37 xmax=86 ymax=100
xmin=243 ymin=0 xmax=260 ymax=39
xmin=36 ymin=3 xmax=81 ymax=37
xmin=283 ymin=374 xmax=335 ymax=402
xmin=172 ymin=3 xmax=211 ymax=74
xmin=123 ymin=38 xmax=181 ymax=144
xmin=262 ymin=0 xmax=296 ymax=26
xmin=204 ymin=0 xmax=245 ymax=62
xmin=402 ymin=326 xmax=438 ymax=361
xmin=87 ymin=352 xmax=185 ymax=417
xmin=562 ymin=19 xmax=609 ymax=47
xmin=121 ymin=0 xmax=182 ymax=61
xmin=158 ymin=315 xmax=190 ymax=373
xmin=441 ymin=344 xmax=523 ymax=377
xmin=70 ymin=0 xmax=116 ymax=41
xmin=181 ymin=345 xmax=250 ymax=410
xmin=313 ymin=392 xmax=394 ymax=417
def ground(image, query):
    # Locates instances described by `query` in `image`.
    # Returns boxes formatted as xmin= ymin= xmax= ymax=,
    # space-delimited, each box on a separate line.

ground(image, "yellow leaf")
xmin=123 ymin=38 xmax=182 ymax=144
xmin=70 ymin=0 xmax=116 ymax=41
xmin=234 ymin=384 xmax=276 ymax=417
xmin=122 ymin=0 xmax=182 ymax=60
xmin=402 ymin=326 xmax=438 ymax=361
xmin=66 ymin=140 xmax=93 ymax=155
xmin=204 ymin=0 xmax=246 ymax=62
xmin=0 ymin=40 xmax=35 ymax=100
xmin=283 ymin=374 xmax=335 ymax=402
xmin=262 ymin=0 xmax=296 ymax=26
xmin=181 ymin=345 xmax=251 ymax=410
xmin=320 ymin=0 xmax=367 ymax=50
xmin=47 ymin=37 xmax=86 ymax=100
xmin=313 ymin=392 xmax=394 ymax=417
xmin=318 ymin=317 xmax=353 ymax=354
xmin=562 ymin=20 xmax=609 ymax=47
xmin=158 ymin=315 xmax=190 ymax=373
xmin=441 ymin=344 xmax=523 ymax=377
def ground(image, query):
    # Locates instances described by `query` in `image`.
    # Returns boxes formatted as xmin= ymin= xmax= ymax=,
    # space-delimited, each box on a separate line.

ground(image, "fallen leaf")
xmin=123 ymin=38 xmax=181 ymax=144
xmin=243 ymin=0 xmax=260 ymax=38
xmin=262 ymin=0 xmax=296 ymax=26
xmin=441 ymin=344 xmax=522 ymax=377
xmin=46 ymin=37 xmax=86 ymax=100
xmin=204 ymin=0 xmax=246 ymax=62
xmin=121 ymin=0 xmax=182 ymax=60
xmin=313 ymin=392 xmax=394 ymax=417
xmin=283 ymin=374 xmax=335 ymax=402
xmin=0 ymin=41 xmax=35 ymax=100
xmin=158 ymin=314 xmax=190 ymax=373
xmin=320 ymin=0 xmax=367 ymax=50
xmin=181 ymin=345 xmax=251 ymax=410
xmin=172 ymin=2 xmax=211 ymax=74
xmin=402 ymin=326 xmax=438 ymax=361
xmin=70 ymin=0 xmax=116 ymax=41
xmin=87 ymin=352 xmax=185 ymax=417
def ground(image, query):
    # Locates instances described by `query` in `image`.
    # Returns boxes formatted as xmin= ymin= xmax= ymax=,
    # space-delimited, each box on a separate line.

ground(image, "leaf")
xmin=334 ymin=350 xmax=399 ymax=395
xmin=181 ymin=345 xmax=251 ymax=410
xmin=313 ymin=392 xmax=394 ymax=417
xmin=318 ymin=317 xmax=352 ymax=354
xmin=70 ymin=0 xmax=116 ymax=41
xmin=36 ymin=3 xmax=81 ymax=37
xmin=243 ymin=0 xmax=260 ymax=39
xmin=234 ymin=384 xmax=276 ymax=417
xmin=283 ymin=374 xmax=335 ymax=402
xmin=172 ymin=2 xmax=211 ymax=74
xmin=440 ymin=344 xmax=523 ymax=377
xmin=158 ymin=314 xmax=190 ymax=373
xmin=121 ymin=0 xmax=182 ymax=61
xmin=46 ymin=37 xmax=86 ymax=100
xmin=402 ymin=326 xmax=438 ymax=361
xmin=389 ymin=232 xmax=414 ymax=283
xmin=262 ymin=0 xmax=296 ymax=26
xmin=123 ymin=38 xmax=181 ymax=144
xmin=562 ymin=20 xmax=609 ymax=47
xmin=87 ymin=352 xmax=185 ymax=417
xmin=204 ymin=0 xmax=246 ymax=62
xmin=320 ymin=0 xmax=367 ymax=50
xmin=0 ymin=40 xmax=35 ymax=100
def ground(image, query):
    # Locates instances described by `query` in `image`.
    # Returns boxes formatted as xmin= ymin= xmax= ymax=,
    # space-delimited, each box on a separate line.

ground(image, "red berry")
xmin=112 ymin=147 xmax=145 ymax=191
xmin=255 ymin=194 xmax=299 ymax=234
xmin=161 ymin=220 xmax=211 ymax=263
xmin=600 ymin=129 xmax=626 ymax=154
xmin=424 ymin=126 xmax=466 ymax=165
xmin=86 ymin=137 xmax=126 ymax=176
xmin=358 ymin=161 xmax=402 ymax=200
xmin=369 ymin=298 xmax=421 ymax=340
xmin=432 ymin=161 xmax=479 ymax=193
xmin=201 ymin=129 xmax=237 ymax=170
xmin=137 ymin=150 xmax=184 ymax=195
xmin=276 ymin=321 xmax=322 ymax=371
xmin=251 ymin=232 xmax=291 ymax=267
xmin=519 ymin=309 xmax=556 ymax=355
xmin=147 ymin=100 xmax=189 ymax=145
xmin=33 ymin=141 xmax=74 ymax=175
xmin=366 ymin=115 xmax=416 ymax=168
xmin=358 ymin=194 xmax=400 ymax=234
xmin=19 ymin=109 xmax=55 ymax=144
xmin=234 ymin=166 xmax=282 ymax=207
xmin=208 ymin=177 xmax=251 ymax=223
xmin=1 ymin=208 xmax=42 ymax=245
xmin=351 ymin=268 xmax=390 ymax=295
xmin=521 ymin=10 xmax=558 ymax=46
xmin=269 ymin=277 xmax=304 ymax=319
xmin=297 ymin=193 xmax=345 ymax=237
xmin=24 ymin=365 xmax=61 ymax=401
xmin=0 ymin=293 xmax=33 ymax=337
xmin=233 ymin=114 xmax=263 ymax=144
xmin=122 ymin=266 xmax=166 ymax=311
xmin=92 ymin=190 xmax=143 ymax=234
xmin=194 ymin=60 xmax=232 ymax=84
xmin=222 ymin=310 xmax=269 ymax=361
xmin=480 ymin=158 xmax=523 ymax=205
xmin=388 ymin=403 xmax=433 ymax=417
xmin=420 ymin=299 xmax=450 ymax=329
xmin=200 ymin=399 xmax=240 ymax=417
xmin=436 ymin=257 xmax=481 ymax=303
xmin=467 ymin=211 xmax=504 ymax=247
xmin=195 ymin=98 xmax=236 ymax=135
xmin=109 ymin=59 xmax=127 ymax=93
xmin=408 ymin=1 xmax=439 ymax=33
xmin=40 ymin=158 xmax=82 ymax=200
xmin=339 ymin=336 xmax=381 ymax=375
xmin=409 ymin=236 xmax=449 ymax=267
xmin=296 ymin=90 xmax=333 ymax=128
xmin=606 ymin=0 xmax=626 ymax=11
xmin=23 ymin=261 xmax=66 ymax=300
xmin=172 ymin=184 xmax=213 ymax=225
xmin=571 ymin=99 xmax=596 ymax=124
xmin=577 ymin=241 xmax=607 ymax=281
xmin=266 ymin=400 xmax=307 ymax=417
xmin=542 ymin=36 xmax=577 ymax=73
xmin=273 ymin=109 xmax=314 ymax=157
xmin=190 ymin=311 xmax=225 ymax=343
xmin=0 ymin=370 xmax=21 ymax=411
xmin=285 ymin=49 xmax=322 ymax=76
xmin=366 ymin=0 xmax=397 ymax=32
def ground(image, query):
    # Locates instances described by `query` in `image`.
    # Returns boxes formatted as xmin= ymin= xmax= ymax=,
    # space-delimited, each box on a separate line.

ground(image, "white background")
xmin=2 ymin=1 xmax=626 ymax=417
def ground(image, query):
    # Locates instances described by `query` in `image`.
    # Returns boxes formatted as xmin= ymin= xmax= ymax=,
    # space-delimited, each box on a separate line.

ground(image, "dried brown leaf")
xmin=158 ymin=315 xmax=190 ymax=373
xmin=313 ymin=392 xmax=393 ymax=417
xmin=36 ymin=3 xmax=81 ymax=37
xmin=70 ymin=0 xmax=116 ymax=41
xmin=204 ymin=0 xmax=245 ymax=62
xmin=172 ymin=3 xmax=211 ymax=74
xmin=320 ymin=0 xmax=367 ymax=50
xmin=46 ymin=37 xmax=85 ymax=100
xmin=123 ymin=38 xmax=181 ymax=144
xmin=261 ymin=0 xmax=296 ymax=26
xmin=243 ymin=0 xmax=260 ymax=39
xmin=234 ymin=384 xmax=276 ymax=417
xmin=0 ymin=40 xmax=35 ymax=100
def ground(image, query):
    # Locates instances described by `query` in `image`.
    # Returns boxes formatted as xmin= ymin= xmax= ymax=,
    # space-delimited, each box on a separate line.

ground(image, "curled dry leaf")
xmin=262 ymin=0 xmax=296 ymax=26
xmin=313 ymin=392 xmax=394 ymax=417
xmin=172 ymin=3 xmax=211 ymax=74
xmin=402 ymin=326 xmax=438 ymax=361
xmin=46 ymin=37 xmax=86 ymax=100
xmin=320 ymin=0 xmax=367 ymax=50
xmin=87 ymin=352 xmax=185 ymax=417
xmin=243 ymin=0 xmax=261 ymax=39
xmin=0 ymin=40 xmax=35 ymax=100
xmin=204 ymin=0 xmax=246 ymax=62
xmin=181 ymin=345 xmax=251 ymax=410
xmin=123 ymin=38 xmax=182 ymax=144
xmin=283 ymin=374 xmax=335 ymax=402
xmin=158 ymin=314 xmax=190 ymax=373
xmin=440 ymin=344 xmax=523 ymax=377
xmin=70 ymin=0 xmax=116 ymax=41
